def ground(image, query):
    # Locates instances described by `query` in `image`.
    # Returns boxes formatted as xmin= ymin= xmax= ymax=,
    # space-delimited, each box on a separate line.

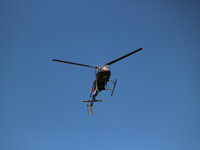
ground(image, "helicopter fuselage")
xmin=95 ymin=65 xmax=111 ymax=91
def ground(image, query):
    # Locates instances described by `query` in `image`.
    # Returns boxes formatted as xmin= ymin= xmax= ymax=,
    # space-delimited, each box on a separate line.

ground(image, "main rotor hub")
xmin=96 ymin=65 xmax=110 ymax=73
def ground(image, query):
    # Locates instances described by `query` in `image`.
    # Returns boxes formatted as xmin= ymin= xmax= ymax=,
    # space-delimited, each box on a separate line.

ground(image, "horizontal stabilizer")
xmin=83 ymin=100 xmax=91 ymax=102
xmin=83 ymin=100 xmax=103 ymax=103
xmin=94 ymin=100 xmax=103 ymax=102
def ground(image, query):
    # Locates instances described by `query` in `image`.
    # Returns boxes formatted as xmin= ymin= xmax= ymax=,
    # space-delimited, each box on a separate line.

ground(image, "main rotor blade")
xmin=52 ymin=59 xmax=96 ymax=68
xmin=105 ymin=48 xmax=143 ymax=65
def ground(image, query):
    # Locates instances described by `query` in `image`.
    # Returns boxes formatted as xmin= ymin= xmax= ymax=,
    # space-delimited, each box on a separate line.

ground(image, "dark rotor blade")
xmin=52 ymin=59 xmax=96 ymax=68
xmin=105 ymin=48 xmax=143 ymax=65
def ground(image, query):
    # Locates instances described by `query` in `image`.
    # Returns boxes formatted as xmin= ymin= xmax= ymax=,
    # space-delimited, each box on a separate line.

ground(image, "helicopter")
xmin=52 ymin=48 xmax=143 ymax=116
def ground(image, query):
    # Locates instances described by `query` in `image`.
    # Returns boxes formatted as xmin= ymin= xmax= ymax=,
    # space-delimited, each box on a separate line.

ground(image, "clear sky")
xmin=1 ymin=0 xmax=200 ymax=150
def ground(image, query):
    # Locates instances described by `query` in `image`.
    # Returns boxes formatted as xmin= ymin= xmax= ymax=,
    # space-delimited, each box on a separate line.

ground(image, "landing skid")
xmin=107 ymin=79 xmax=117 ymax=96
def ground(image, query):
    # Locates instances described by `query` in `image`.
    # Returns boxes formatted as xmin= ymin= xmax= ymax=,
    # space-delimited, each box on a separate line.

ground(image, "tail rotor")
xmin=86 ymin=103 xmax=93 ymax=116
xmin=87 ymin=104 xmax=90 ymax=114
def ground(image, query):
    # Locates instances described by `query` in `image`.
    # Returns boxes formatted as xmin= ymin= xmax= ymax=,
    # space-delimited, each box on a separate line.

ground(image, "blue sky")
xmin=1 ymin=0 xmax=200 ymax=150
